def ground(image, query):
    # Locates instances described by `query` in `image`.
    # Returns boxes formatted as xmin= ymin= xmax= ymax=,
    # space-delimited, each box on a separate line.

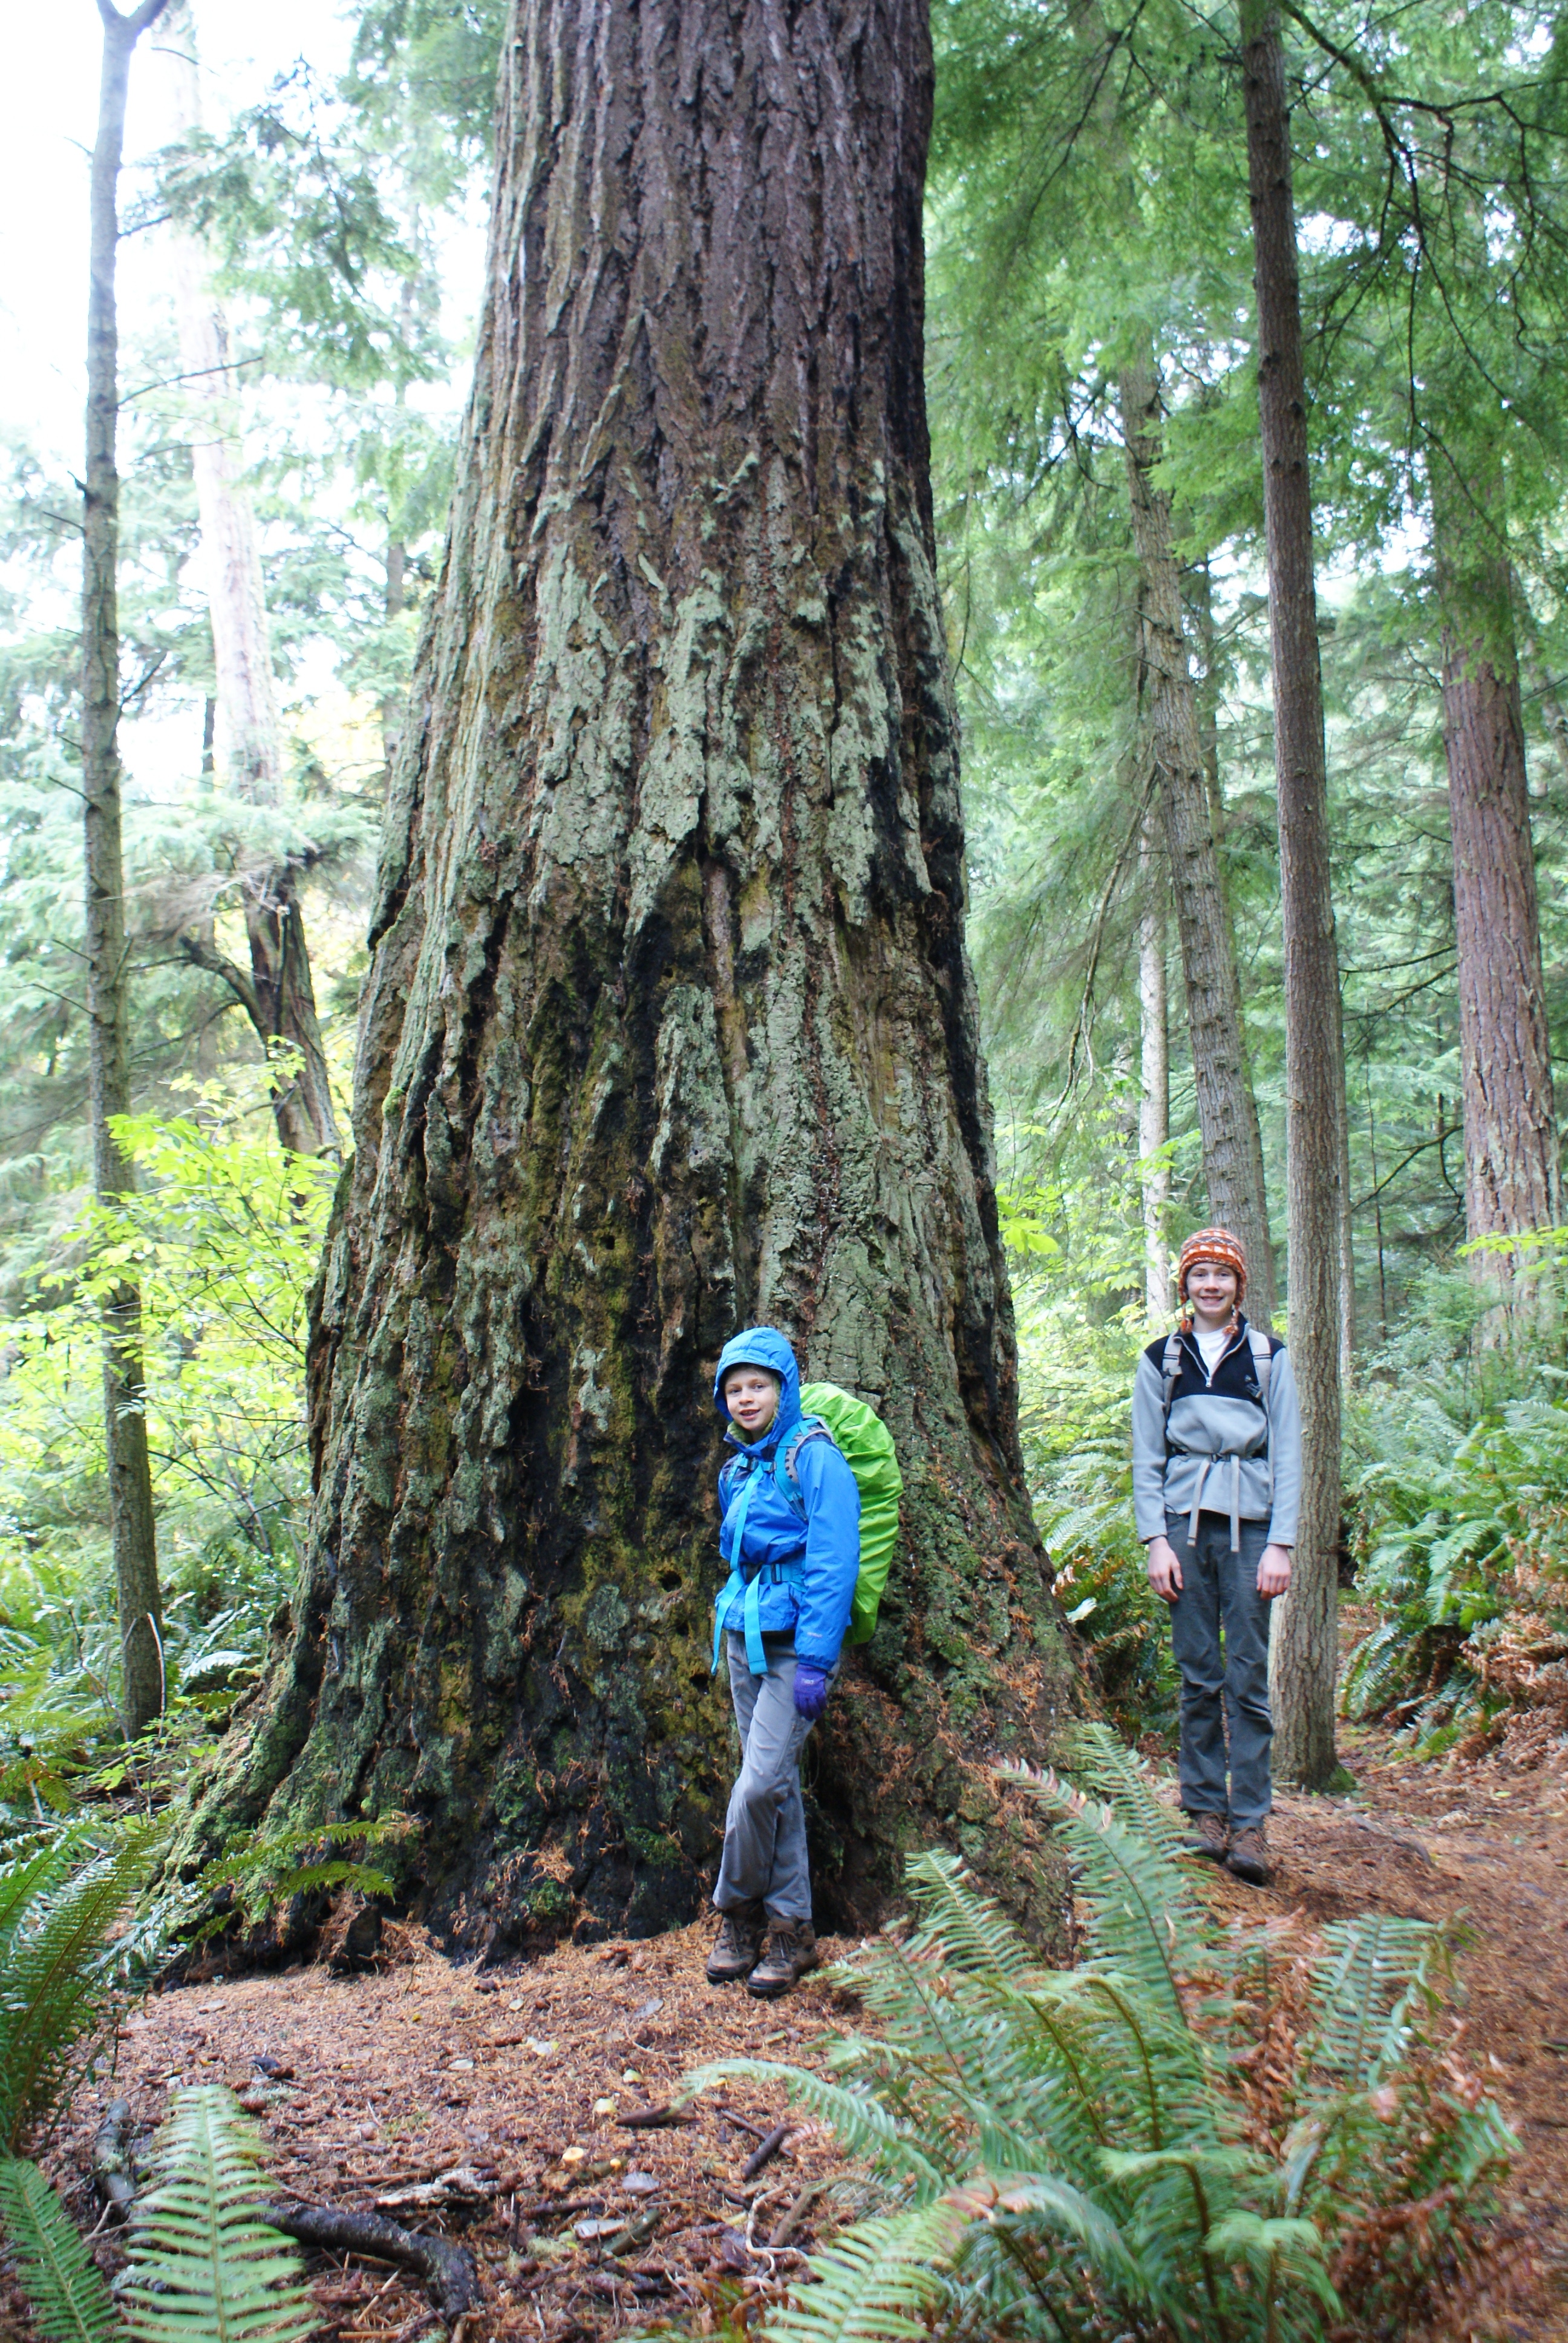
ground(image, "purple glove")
xmin=793 ymin=1663 xmax=831 ymax=1720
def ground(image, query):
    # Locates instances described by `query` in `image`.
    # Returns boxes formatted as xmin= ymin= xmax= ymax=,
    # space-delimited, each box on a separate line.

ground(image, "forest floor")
xmin=13 ymin=1712 xmax=1568 ymax=2342
xmin=24 ymin=1916 xmax=869 ymax=2343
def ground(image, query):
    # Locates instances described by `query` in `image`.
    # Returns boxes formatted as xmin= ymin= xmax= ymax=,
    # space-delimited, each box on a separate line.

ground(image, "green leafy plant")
xmin=0 ymin=2088 xmax=312 ymax=2343
xmin=120 ymin=2085 xmax=315 ymax=2342
xmin=0 ymin=1827 xmax=158 ymax=2154
xmin=0 ymin=2157 xmax=118 ymax=2342
xmin=689 ymin=1726 xmax=1512 ymax=2342
xmin=1343 ymin=1384 xmax=1568 ymax=1742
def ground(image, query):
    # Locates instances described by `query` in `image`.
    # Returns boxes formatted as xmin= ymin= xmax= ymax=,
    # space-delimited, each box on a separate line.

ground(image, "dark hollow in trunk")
xmin=191 ymin=0 xmax=1077 ymax=1948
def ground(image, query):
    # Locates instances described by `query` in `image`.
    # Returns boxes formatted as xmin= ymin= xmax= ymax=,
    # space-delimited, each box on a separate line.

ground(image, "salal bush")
xmin=695 ymin=1728 xmax=1512 ymax=2343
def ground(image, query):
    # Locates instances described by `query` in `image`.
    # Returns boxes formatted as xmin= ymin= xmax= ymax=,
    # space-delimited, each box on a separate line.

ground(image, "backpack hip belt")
xmin=713 ymin=1559 xmax=806 ymax=1677
xmin=1186 ymin=1453 xmax=1256 ymax=1554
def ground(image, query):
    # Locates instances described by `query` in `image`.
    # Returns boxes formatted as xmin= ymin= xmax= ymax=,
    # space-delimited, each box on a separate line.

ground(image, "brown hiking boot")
xmin=1183 ymin=1812 xmax=1230 ymax=1863
xmin=746 ymin=1919 xmax=821 ymax=1997
xmin=1226 ymin=1824 xmax=1273 ymax=1886
xmin=706 ymin=1901 xmax=766 ymax=1984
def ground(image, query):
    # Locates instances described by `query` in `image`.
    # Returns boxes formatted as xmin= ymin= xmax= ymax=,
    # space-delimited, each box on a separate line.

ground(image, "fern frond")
xmin=686 ymin=2060 xmax=949 ymax=2192
xmin=759 ymin=2201 xmax=967 ymax=2343
xmin=1305 ymin=1914 xmax=1439 ymax=2086
xmin=122 ymin=2085 xmax=314 ymax=2343
xmin=0 ymin=1826 xmax=158 ymax=2152
xmin=900 ymin=1848 xmax=1038 ymax=1979
xmin=1002 ymin=1763 xmax=1212 ymax=2019
xmin=1060 ymin=1720 xmax=1191 ymax=1859
xmin=0 ymin=2158 xmax=117 ymax=2343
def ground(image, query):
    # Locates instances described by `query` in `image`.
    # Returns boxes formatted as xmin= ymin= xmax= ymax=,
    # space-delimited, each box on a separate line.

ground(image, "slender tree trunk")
xmin=1138 ymin=816 xmax=1171 ymax=1320
xmin=1241 ymin=0 xmax=1345 ymax=1790
xmin=187 ymin=0 xmax=1076 ymax=1948
xmin=84 ymin=0 xmax=170 ymax=1739
xmin=160 ymin=1 xmax=340 ymax=1159
xmin=1120 ymin=359 xmax=1276 ymax=1317
xmin=382 ymin=537 xmax=408 ymax=784
xmin=1430 ymin=462 xmax=1560 ymax=1254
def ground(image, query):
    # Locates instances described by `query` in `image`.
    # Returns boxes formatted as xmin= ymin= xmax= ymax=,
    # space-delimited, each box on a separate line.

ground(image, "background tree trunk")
xmin=191 ymin=0 xmax=1076 ymax=1947
xmin=1121 ymin=359 xmax=1276 ymax=1318
xmin=160 ymin=1 xmax=341 ymax=1159
xmin=1431 ymin=459 xmax=1560 ymax=1253
xmin=85 ymin=0 xmax=170 ymax=1739
xmin=1241 ymin=0 xmax=1345 ymax=1791
xmin=1138 ymin=814 xmax=1171 ymax=1320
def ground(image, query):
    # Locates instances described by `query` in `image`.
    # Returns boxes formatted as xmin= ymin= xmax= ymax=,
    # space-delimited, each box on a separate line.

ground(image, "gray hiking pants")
xmin=1166 ymin=1509 xmax=1273 ymax=1829
xmin=713 ymin=1631 xmax=824 ymax=1924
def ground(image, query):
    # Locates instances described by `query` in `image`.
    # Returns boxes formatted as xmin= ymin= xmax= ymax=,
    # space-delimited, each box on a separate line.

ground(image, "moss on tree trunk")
xmin=189 ymin=0 xmax=1081 ymax=1949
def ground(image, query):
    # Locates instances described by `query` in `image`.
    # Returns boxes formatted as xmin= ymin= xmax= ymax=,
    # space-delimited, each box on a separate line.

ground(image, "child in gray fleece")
xmin=1131 ymin=1226 xmax=1301 ymax=1886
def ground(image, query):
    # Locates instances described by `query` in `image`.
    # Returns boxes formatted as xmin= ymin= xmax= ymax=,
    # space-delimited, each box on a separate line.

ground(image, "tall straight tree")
xmin=1137 ymin=812 xmax=1171 ymax=1320
xmin=1430 ymin=445 xmax=1561 ymax=1254
xmin=192 ymin=0 xmax=1073 ymax=1942
xmin=158 ymin=1 xmax=341 ymax=1159
xmin=1122 ymin=359 xmax=1276 ymax=1319
xmin=84 ymin=0 xmax=171 ymax=1737
xmin=1240 ymin=0 xmax=1347 ymax=1788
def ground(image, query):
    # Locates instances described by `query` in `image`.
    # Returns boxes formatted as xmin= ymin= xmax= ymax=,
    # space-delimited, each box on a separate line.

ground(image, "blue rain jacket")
xmin=711 ymin=1326 xmax=861 ymax=1675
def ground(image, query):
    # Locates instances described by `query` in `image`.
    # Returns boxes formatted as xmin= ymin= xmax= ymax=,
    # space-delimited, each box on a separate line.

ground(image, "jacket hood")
xmin=713 ymin=1326 xmax=802 ymax=1446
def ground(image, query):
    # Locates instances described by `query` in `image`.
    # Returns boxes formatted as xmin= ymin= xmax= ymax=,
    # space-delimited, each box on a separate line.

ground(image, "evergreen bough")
xmin=691 ymin=1725 xmax=1514 ymax=2342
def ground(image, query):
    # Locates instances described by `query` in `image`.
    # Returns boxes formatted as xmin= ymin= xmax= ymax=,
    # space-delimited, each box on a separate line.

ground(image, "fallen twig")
xmin=769 ymin=2180 xmax=825 ymax=2248
xmin=616 ymin=2102 xmax=694 ymax=2129
xmin=713 ymin=2105 xmax=771 ymax=2142
xmin=742 ymin=2125 xmax=791 ymax=2180
xmin=264 ymin=2200 xmax=479 ymax=2316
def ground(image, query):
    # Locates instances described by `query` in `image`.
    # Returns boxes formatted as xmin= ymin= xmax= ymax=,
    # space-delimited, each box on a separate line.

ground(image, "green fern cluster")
xmin=1343 ymin=1387 xmax=1568 ymax=1740
xmin=0 ymin=1827 xmax=156 ymax=2155
xmin=691 ymin=1725 xmax=1513 ymax=2343
xmin=0 ymin=2086 xmax=313 ymax=2343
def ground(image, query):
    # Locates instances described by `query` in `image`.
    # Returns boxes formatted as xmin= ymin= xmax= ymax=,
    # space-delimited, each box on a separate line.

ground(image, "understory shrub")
xmin=1344 ymin=1379 xmax=1568 ymax=1752
xmin=694 ymin=1726 xmax=1514 ymax=2342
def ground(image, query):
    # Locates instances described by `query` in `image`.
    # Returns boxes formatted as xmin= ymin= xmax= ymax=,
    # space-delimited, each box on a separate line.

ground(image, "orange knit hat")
xmin=1177 ymin=1226 xmax=1249 ymax=1304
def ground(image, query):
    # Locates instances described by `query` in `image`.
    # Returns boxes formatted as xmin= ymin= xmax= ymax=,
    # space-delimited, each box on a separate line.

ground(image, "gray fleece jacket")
xmin=1131 ymin=1316 xmax=1302 ymax=1548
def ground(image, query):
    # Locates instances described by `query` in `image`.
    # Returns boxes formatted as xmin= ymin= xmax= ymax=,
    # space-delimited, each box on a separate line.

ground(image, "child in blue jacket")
xmin=705 ymin=1326 xmax=861 ymax=1996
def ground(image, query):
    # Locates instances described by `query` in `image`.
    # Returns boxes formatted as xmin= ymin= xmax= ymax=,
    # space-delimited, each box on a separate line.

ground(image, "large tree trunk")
xmin=189 ymin=0 xmax=1076 ymax=1947
xmin=1120 ymin=359 xmax=1276 ymax=1317
xmin=85 ymin=0 xmax=170 ymax=1740
xmin=1241 ymin=0 xmax=1345 ymax=1791
xmin=160 ymin=1 xmax=340 ymax=1160
xmin=1138 ymin=815 xmax=1171 ymax=1320
xmin=1431 ymin=466 xmax=1560 ymax=1253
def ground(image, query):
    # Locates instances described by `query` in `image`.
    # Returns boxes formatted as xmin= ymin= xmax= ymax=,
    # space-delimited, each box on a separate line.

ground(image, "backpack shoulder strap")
xmin=1247 ymin=1326 xmax=1273 ymax=1406
xmin=774 ymin=1417 xmax=835 ymax=1516
xmin=1160 ymin=1332 xmax=1184 ymax=1427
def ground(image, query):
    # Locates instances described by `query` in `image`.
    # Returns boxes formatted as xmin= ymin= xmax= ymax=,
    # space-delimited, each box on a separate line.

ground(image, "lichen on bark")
xmin=188 ymin=0 xmax=1081 ymax=1950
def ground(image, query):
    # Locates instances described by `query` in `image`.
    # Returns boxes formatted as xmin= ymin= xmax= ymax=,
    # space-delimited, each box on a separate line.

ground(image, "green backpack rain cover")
xmin=794 ymin=1381 xmax=904 ymax=1645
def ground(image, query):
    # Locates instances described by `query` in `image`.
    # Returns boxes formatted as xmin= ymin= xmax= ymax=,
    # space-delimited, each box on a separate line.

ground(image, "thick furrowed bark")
xmin=1241 ymin=0 xmax=1345 ymax=1791
xmin=1120 ymin=360 xmax=1276 ymax=1318
xmin=85 ymin=0 xmax=170 ymax=1738
xmin=1432 ymin=470 xmax=1560 ymax=1259
xmin=188 ymin=0 xmax=1077 ymax=1947
xmin=1138 ymin=815 xmax=1171 ymax=1321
